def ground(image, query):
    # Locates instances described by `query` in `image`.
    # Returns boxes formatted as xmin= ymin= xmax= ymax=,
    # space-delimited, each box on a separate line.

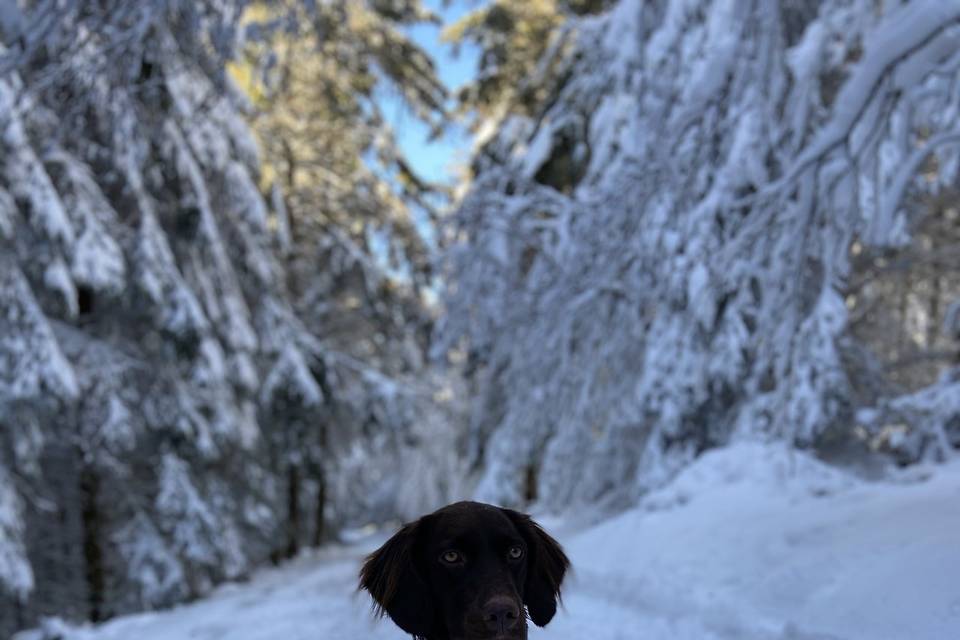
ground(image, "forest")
xmin=1 ymin=1 xmax=959 ymax=638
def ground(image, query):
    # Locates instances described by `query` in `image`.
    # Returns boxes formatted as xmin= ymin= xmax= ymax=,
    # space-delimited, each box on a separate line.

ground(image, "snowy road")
xmin=37 ymin=444 xmax=960 ymax=640
xmin=32 ymin=544 xmax=716 ymax=640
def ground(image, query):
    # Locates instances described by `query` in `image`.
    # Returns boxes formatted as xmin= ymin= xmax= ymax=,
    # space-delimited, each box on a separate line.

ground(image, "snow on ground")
xmin=25 ymin=443 xmax=960 ymax=640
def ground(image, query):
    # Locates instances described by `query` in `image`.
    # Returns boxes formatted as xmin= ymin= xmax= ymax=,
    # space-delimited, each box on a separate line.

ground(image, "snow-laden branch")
xmin=782 ymin=1 xmax=960 ymax=187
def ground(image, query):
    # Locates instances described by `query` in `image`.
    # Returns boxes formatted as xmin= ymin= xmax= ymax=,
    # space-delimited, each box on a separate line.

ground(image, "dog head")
xmin=359 ymin=501 xmax=569 ymax=639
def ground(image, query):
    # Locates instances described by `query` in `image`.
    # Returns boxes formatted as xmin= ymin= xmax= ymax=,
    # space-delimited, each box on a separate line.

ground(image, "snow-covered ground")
xmin=23 ymin=444 xmax=960 ymax=640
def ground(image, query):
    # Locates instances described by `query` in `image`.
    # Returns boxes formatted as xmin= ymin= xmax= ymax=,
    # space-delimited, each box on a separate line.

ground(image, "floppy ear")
xmin=359 ymin=520 xmax=433 ymax=637
xmin=503 ymin=509 xmax=570 ymax=627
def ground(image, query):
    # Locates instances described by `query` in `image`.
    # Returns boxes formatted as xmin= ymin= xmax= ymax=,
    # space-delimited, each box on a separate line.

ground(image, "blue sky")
xmin=379 ymin=0 xmax=480 ymax=185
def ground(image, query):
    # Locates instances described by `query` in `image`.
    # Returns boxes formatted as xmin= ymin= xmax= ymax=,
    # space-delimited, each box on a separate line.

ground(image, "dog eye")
xmin=440 ymin=550 xmax=462 ymax=564
xmin=507 ymin=546 xmax=523 ymax=560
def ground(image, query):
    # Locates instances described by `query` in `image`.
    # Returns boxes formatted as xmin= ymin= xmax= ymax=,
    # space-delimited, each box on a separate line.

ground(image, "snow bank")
xmin=555 ymin=443 xmax=960 ymax=640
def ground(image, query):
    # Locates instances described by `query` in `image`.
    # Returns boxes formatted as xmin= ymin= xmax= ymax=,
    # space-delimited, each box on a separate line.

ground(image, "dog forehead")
xmin=430 ymin=501 xmax=518 ymax=539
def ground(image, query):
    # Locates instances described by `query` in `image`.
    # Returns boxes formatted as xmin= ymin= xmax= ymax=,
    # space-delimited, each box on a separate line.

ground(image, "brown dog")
xmin=360 ymin=501 xmax=569 ymax=639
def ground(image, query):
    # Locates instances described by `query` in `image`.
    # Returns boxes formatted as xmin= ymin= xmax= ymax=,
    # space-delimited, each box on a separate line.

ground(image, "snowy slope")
xmin=553 ymin=444 xmax=960 ymax=640
xmin=25 ymin=444 xmax=960 ymax=640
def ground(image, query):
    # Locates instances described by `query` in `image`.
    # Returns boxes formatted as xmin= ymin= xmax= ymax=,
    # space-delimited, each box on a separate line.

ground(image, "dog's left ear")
xmin=502 ymin=508 xmax=570 ymax=627
xmin=359 ymin=519 xmax=434 ymax=637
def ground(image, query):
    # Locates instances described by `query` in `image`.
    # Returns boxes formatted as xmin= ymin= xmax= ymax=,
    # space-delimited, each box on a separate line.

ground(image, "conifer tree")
xmin=0 ymin=1 xmax=462 ymax=634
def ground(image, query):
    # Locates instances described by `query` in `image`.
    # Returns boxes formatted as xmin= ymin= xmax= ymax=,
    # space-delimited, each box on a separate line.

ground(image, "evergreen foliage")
xmin=0 ymin=1 xmax=462 ymax=635
xmin=438 ymin=0 xmax=960 ymax=512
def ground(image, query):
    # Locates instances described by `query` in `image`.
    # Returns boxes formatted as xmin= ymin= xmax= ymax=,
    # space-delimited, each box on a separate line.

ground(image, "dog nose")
xmin=482 ymin=596 xmax=520 ymax=633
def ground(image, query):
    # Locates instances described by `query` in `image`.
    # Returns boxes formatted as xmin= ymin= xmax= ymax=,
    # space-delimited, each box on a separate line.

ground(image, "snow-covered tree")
xmin=444 ymin=0 xmax=566 ymax=129
xmin=439 ymin=0 xmax=960 ymax=513
xmin=0 ymin=0 xmax=462 ymax=635
xmin=232 ymin=0 xmax=473 ymax=536
xmin=236 ymin=0 xmax=447 ymax=278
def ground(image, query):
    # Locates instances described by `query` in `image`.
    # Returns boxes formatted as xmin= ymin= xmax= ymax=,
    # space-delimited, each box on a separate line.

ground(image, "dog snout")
xmin=482 ymin=595 xmax=520 ymax=634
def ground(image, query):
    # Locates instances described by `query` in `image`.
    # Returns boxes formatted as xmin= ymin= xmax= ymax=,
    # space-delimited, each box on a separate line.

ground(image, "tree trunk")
xmin=286 ymin=465 xmax=300 ymax=559
xmin=927 ymin=274 xmax=941 ymax=348
xmin=312 ymin=468 xmax=326 ymax=548
xmin=80 ymin=466 xmax=104 ymax=623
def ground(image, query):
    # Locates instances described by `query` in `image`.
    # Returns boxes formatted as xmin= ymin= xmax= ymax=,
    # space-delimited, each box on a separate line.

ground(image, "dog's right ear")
xmin=359 ymin=519 xmax=433 ymax=637
xmin=502 ymin=509 xmax=569 ymax=627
